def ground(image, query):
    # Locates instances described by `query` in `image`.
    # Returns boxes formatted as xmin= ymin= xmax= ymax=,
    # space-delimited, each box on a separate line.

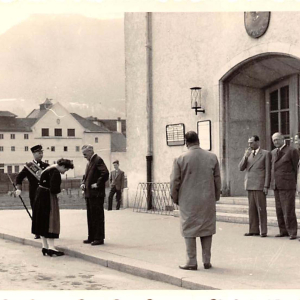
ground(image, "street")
xmin=0 ymin=239 xmax=185 ymax=290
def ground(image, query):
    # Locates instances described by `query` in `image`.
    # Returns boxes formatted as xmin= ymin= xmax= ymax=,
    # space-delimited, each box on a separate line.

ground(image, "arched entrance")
xmin=219 ymin=53 xmax=300 ymax=196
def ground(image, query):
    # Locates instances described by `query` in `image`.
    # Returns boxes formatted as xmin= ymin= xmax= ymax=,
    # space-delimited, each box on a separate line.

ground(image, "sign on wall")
xmin=166 ymin=123 xmax=185 ymax=146
xmin=197 ymin=120 xmax=211 ymax=151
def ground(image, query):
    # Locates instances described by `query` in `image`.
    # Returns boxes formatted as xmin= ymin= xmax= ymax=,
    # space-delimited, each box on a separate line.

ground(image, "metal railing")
xmin=133 ymin=182 xmax=179 ymax=215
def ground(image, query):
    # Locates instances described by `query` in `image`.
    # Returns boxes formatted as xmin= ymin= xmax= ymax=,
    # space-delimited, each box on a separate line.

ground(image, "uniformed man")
xmin=15 ymin=145 xmax=49 ymax=239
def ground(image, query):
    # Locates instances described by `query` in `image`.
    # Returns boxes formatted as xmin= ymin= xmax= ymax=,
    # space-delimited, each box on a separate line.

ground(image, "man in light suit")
xmin=81 ymin=145 xmax=109 ymax=246
xmin=271 ymin=132 xmax=299 ymax=240
xmin=108 ymin=160 xmax=125 ymax=211
xmin=239 ymin=135 xmax=271 ymax=237
xmin=170 ymin=131 xmax=221 ymax=271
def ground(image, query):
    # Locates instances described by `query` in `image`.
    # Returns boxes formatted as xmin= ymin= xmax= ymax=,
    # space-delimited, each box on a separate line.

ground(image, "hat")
xmin=113 ymin=160 xmax=119 ymax=164
xmin=31 ymin=145 xmax=43 ymax=153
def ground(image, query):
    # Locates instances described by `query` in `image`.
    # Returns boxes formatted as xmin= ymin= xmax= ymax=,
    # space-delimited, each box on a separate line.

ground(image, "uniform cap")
xmin=31 ymin=145 xmax=43 ymax=153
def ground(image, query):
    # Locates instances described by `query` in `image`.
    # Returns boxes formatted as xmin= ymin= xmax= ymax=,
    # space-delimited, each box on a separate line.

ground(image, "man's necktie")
xmin=253 ymin=150 xmax=256 ymax=157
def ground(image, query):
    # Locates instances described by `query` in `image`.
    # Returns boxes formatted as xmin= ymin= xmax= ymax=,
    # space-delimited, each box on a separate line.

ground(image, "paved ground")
xmin=1 ymin=208 xmax=300 ymax=290
xmin=0 ymin=239 xmax=184 ymax=290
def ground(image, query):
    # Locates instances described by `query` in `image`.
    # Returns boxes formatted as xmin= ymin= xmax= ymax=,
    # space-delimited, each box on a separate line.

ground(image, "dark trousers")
xmin=108 ymin=186 xmax=122 ymax=210
xmin=85 ymin=196 xmax=105 ymax=241
xmin=184 ymin=235 xmax=212 ymax=265
xmin=274 ymin=189 xmax=297 ymax=237
xmin=247 ymin=190 xmax=268 ymax=235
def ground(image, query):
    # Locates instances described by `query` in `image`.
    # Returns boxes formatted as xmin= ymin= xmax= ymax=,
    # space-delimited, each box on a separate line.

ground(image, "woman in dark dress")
xmin=32 ymin=158 xmax=74 ymax=257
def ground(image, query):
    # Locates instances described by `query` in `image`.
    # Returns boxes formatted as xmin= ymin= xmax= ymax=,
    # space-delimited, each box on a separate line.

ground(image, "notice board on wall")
xmin=197 ymin=120 xmax=211 ymax=151
xmin=166 ymin=123 xmax=185 ymax=146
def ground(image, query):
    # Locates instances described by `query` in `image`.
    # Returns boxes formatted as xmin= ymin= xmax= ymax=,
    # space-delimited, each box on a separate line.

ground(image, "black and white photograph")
xmin=0 ymin=0 xmax=300 ymax=299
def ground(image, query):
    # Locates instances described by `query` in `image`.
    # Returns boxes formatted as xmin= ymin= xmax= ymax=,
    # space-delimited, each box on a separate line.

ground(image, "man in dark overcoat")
xmin=81 ymin=144 xmax=109 ymax=246
xmin=270 ymin=132 xmax=299 ymax=239
xmin=170 ymin=131 xmax=221 ymax=271
xmin=15 ymin=144 xmax=49 ymax=239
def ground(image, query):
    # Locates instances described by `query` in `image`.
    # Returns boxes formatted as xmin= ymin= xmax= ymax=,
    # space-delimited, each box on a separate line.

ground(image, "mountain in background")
xmin=0 ymin=14 xmax=125 ymax=119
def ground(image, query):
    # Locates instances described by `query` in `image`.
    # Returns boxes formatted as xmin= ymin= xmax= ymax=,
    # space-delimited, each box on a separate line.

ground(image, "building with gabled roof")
xmin=0 ymin=99 xmax=116 ymax=178
xmin=0 ymin=111 xmax=17 ymax=118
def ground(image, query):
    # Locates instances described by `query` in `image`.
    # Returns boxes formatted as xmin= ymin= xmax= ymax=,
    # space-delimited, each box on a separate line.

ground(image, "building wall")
xmin=125 ymin=12 xmax=300 ymax=202
xmin=0 ymin=132 xmax=34 ymax=173
xmin=0 ymin=103 xmax=111 ymax=178
xmin=124 ymin=13 xmax=149 ymax=200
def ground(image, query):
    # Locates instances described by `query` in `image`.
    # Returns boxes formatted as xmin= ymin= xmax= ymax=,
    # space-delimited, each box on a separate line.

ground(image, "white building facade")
xmin=0 ymin=100 xmax=111 ymax=178
xmin=124 ymin=12 xmax=300 ymax=203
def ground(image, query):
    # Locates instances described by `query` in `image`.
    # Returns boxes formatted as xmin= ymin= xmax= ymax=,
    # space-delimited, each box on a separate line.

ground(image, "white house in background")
xmin=86 ymin=116 xmax=128 ymax=173
xmin=0 ymin=99 xmax=112 ymax=178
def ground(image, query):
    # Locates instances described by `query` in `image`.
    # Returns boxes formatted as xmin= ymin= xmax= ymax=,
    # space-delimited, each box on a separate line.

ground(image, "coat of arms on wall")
xmin=244 ymin=12 xmax=271 ymax=38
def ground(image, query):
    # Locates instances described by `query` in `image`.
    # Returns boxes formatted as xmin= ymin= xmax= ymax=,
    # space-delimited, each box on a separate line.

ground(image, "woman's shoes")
xmin=47 ymin=249 xmax=65 ymax=257
xmin=42 ymin=248 xmax=48 ymax=256
xmin=41 ymin=248 xmax=64 ymax=257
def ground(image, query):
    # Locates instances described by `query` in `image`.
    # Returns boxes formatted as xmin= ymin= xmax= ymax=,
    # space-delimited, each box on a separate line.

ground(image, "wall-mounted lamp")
xmin=190 ymin=87 xmax=205 ymax=114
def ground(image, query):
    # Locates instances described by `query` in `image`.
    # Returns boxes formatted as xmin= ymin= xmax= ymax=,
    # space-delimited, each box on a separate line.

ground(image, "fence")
xmin=0 ymin=174 xmax=82 ymax=195
xmin=133 ymin=182 xmax=179 ymax=216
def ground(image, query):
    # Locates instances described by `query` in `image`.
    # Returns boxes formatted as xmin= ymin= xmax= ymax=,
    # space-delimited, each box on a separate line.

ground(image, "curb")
xmin=0 ymin=232 xmax=218 ymax=290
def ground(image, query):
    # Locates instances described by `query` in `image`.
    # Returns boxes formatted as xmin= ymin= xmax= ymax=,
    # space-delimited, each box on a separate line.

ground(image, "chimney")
xmin=116 ymin=117 xmax=122 ymax=133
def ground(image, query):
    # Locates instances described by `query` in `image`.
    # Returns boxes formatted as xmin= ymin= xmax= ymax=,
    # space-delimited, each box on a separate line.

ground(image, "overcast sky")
xmin=0 ymin=0 xmax=295 ymax=36
xmin=0 ymin=0 xmax=297 ymax=121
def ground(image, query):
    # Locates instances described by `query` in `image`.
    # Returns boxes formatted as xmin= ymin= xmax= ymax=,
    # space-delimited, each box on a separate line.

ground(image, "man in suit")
xmin=81 ymin=145 xmax=109 ymax=246
xmin=15 ymin=144 xmax=49 ymax=239
xmin=108 ymin=160 xmax=125 ymax=211
xmin=170 ymin=131 xmax=221 ymax=271
xmin=271 ymin=132 xmax=299 ymax=240
xmin=239 ymin=135 xmax=271 ymax=237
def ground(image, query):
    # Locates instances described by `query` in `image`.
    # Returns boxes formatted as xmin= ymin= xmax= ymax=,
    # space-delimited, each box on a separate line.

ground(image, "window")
xmin=51 ymin=146 xmax=55 ymax=152
xmin=0 ymin=146 xmax=3 ymax=151
xmin=64 ymin=146 xmax=68 ymax=152
xmin=68 ymin=129 xmax=75 ymax=137
xmin=11 ymin=146 xmax=15 ymax=151
xmin=15 ymin=166 xmax=19 ymax=173
xmin=25 ymin=146 xmax=29 ymax=151
xmin=7 ymin=166 xmax=12 ymax=174
xmin=55 ymin=128 xmax=62 ymax=137
xmin=76 ymin=146 xmax=80 ymax=152
xmin=269 ymin=85 xmax=290 ymax=149
xmin=0 ymin=134 xmax=3 ymax=139
xmin=11 ymin=134 xmax=15 ymax=139
xmin=24 ymin=134 xmax=29 ymax=139
xmin=42 ymin=128 xmax=49 ymax=137
xmin=95 ymin=137 xmax=98 ymax=143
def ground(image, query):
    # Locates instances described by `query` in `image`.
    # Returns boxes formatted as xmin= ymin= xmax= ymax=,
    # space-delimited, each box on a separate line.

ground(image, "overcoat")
xmin=170 ymin=145 xmax=221 ymax=237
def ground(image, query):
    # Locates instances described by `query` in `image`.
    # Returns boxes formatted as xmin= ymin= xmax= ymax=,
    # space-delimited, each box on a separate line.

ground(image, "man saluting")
xmin=15 ymin=145 xmax=49 ymax=239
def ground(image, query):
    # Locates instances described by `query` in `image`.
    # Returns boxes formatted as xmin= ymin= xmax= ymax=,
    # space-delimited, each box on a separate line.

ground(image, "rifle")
xmin=7 ymin=173 xmax=32 ymax=220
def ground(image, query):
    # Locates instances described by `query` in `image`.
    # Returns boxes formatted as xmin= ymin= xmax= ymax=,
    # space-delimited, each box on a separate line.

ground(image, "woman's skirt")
xmin=32 ymin=187 xmax=60 ymax=239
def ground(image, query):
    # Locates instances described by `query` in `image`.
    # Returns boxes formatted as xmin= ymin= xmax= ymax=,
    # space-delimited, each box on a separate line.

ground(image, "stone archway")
xmin=216 ymin=44 xmax=300 ymax=196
